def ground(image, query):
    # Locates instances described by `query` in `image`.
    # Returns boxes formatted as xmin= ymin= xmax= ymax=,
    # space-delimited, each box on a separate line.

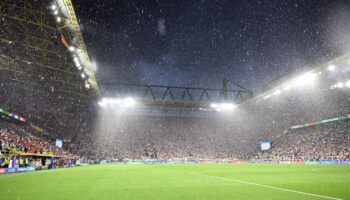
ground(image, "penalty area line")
xmin=188 ymin=172 xmax=342 ymax=200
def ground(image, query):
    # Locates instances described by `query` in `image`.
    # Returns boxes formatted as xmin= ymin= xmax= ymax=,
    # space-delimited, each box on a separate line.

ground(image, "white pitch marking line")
xmin=188 ymin=172 xmax=343 ymax=200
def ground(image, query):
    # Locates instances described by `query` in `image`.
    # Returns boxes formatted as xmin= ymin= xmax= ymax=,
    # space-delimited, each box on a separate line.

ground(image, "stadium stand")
xmin=1 ymin=0 xmax=350 ymax=169
xmin=0 ymin=0 xmax=97 ymax=139
xmin=0 ymin=120 xmax=78 ymax=170
xmin=71 ymin=115 xmax=255 ymax=161
xmin=254 ymin=122 xmax=350 ymax=161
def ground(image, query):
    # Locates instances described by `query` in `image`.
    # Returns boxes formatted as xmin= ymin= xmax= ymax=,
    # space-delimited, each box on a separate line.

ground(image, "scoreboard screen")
xmin=55 ymin=139 xmax=63 ymax=148
xmin=260 ymin=141 xmax=271 ymax=151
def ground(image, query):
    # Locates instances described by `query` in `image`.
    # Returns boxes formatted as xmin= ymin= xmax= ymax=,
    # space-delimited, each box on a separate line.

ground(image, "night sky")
xmin=74 ymin=0 xmax=350 ymax=93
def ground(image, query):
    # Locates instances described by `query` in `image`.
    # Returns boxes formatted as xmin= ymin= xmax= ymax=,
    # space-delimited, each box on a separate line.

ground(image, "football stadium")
xmin=1 ymin=1 xmax=350 ymax=200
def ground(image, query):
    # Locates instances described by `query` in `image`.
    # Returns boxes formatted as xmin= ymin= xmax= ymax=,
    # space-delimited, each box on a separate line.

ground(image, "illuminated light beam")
xmin=98 ymin=97 xmax=137 ymax=108
xmin=210 ymin=103 xmax=220 ymax=108
xmin=263 ymin=94 xmax=271 ymax=100
xmin=273 ymin=90 xmax=281 ymax=95
xmin=345 ymin=80 xmax=350 ymax=88
xmin=337 ymin=82 xmax=344 ymax=88
xmin=122 ymin=97 xmax=136 ymax=107
xmin=327 ymin=64 xmax=335 ymax=71
xmin=283 ymin=85 xmax=290 ymax=91
xmin=292 ymin=72 xmax=317 ymax=87
xmin=210 ymin=103 xmax=237 ymax=111
xmin=221 ymin=103 xmax=237 ymax=110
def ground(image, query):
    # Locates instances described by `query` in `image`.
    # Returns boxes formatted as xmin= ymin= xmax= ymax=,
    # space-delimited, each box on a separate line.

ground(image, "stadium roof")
xmin=54 ymin=0 xmax=99 ymax=93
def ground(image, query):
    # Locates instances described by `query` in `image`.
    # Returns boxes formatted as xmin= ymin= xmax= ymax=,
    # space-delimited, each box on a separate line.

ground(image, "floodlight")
xmin=210 ymin=103 xmax=220 ymax=108
xmin=98 ymin=98 xmax=108 ymax=107
xmin=283 ymin=85 xmax=290 ymax=91
xmin=263 ymin=94 xmax=271 ymax=100
xmin=337 ymin=82 xmax=344 ymax=88
xmin=109 ymin=98 xmax=122 ymax=105
xmin=69 ymin=46 xmax=75 ymax=52
xmin=292 ymin=72 xmax=317 ymax=87
xmin=221 ymin=103 xmax=237 ymax=110
xmin=81 ymin=73 xmax=86 ymax=79
xmin=73 ymin=57 xmax=81 ymax=67
xmin=273 ymin=90 xmax=281 ymax=95
xmin=123 ymin=97 xmax=136 ymax=107
xmin=56 ymin=17 xmax=62 ymax=22
xmin=51 ymin=5 xmax=56 ymax=10
xmin=98 ymin=101 xmax=106 ymax=107
xmin=327 ymin=64 xmax=335 ymax=71
xmin=345 ymin=80 xmax=350 ymax=88
xmin=85 ymin=83 xmax=90 ymax=89
xmin=54 ymin=10 xmax=59 ymax=15
xmin=210 ymin=103 xmax=236 ymax=111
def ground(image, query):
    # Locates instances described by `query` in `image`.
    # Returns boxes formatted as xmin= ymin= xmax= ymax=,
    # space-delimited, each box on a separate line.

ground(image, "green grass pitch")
xmin=0 ymin=164 xmax=349 ymax=200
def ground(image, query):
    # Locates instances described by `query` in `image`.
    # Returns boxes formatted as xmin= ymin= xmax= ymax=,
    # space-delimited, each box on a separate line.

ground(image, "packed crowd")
xmin=70 ymin=115 xmax=255 ymax=161
xmin=0 ymin=120 xmax=82 ymax=169
xmin=0 ymin=121 xmax=73 ymax=160
xmin=69 ymin=73 xmax=350 ymax=161
xmin=2 ymin=81 xmax=350 ymax=162
xmin=0 ymin=0 xmax=349 ymax=164
xmin=254 ymin=122 xmax=350 ymax=161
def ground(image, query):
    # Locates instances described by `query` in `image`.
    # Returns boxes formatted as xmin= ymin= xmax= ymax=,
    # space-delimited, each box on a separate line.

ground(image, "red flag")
xmin=60 ymin=33 xmax=70 ymax=49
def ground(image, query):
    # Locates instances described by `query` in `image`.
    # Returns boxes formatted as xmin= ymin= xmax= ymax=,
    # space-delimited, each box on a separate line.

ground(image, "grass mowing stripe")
xmin=188 ymin=172 xmax=343 ymax=200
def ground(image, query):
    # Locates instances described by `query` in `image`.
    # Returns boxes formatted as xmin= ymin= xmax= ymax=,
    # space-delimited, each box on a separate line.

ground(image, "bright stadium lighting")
xmin=273 ymin=90 xmax=281 ymax=95
xmin=337 ymin=82 xmax=344 ymax=88
xmin=91 ymin=60 xmax=98 ymax=72
xmin=98 ymin=97 xmax=137 ymax=107
xmin=210 ymin=103 xmax=220 ymax=108
xmin=122 ymin=97 xmax=136 ymax=107
xmin=210 ymin=103 xmax=236 ymax=111
xmin=292 ymin=72 xmax=317 ymax=87
xmin=75 ymin=61 xmax=81 ymax=68
xmin=345 ymin=80 xmax=350 ymax=88
xmin=98 ymin=98 xmax=108 ymax=107
xmin=51 ymin=4 xmax=56 ymax=10
xmin=73 ymin=57 xmax=82 ymax=69
xmin=81 ymin=73 xmax=86 ymax=79
xmin=69 ymin=46 xmax=75 ymax=52
xmin=221 ymin=103 xmax=237 ymax=110
xmin=56 ymin=17 xmax=62 ymax=22
xmin=110 ymin=98 xmax=122 ymax=105
xmin=54 ymin=10 xmax=58 ymax=15
xmin=263 ymin=94 xmax=271 ymax=100
xmin=283 ymin=85 xmax=290 ymax=91
xmin=327 ymin=64 xmax=335 ymax=71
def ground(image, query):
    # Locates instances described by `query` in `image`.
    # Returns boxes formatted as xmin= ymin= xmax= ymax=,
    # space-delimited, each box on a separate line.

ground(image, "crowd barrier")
xmin=101 ymin=159 xmax=350 ymax=165
xmin=2 ymin=159 xmax=349 ymax=175
xmin=304 ymin=160 xmax=350 ymax=165
xmin=0 ymin=167 xmax=35 ymax=175
xmin=251 ymin=160 xmax=350 ymax=164
xmin=100 ymin=160 xmax=248 ymax=165
xmin=0 ymin=163 xmax=80 ymax=175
